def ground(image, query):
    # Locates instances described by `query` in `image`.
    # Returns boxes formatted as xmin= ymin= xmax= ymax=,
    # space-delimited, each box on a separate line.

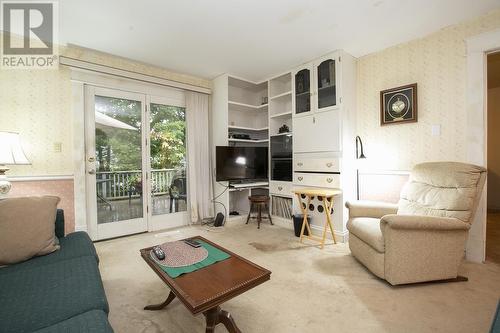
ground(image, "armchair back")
xmin=397 ymin=162 xmax=486 ymax=223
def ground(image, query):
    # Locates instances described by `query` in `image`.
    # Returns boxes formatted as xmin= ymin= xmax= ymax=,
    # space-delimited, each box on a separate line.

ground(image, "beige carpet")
xmin=95 ymin=223 xmax=500 ymax=333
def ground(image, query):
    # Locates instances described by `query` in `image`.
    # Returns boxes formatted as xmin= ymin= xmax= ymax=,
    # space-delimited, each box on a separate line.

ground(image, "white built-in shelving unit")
xmin=211 ymin=50 xmax=357 ymax=238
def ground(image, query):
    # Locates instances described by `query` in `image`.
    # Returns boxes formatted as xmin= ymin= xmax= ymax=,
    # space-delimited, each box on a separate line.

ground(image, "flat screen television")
xmin=216 ymin=146 xmax=268 ymax=181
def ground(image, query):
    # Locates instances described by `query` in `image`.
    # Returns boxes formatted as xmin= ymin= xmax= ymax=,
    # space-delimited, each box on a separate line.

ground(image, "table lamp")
xmin=0 ymin=132 xmax=30 ymax=195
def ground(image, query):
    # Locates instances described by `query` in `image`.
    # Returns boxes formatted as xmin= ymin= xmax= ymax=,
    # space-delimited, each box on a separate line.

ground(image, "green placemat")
xmin=151 ymin=240 xmax=230 ymax=278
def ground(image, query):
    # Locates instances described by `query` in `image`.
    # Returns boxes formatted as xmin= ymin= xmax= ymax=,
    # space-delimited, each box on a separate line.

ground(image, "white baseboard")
xmin=74 ymin=224 xmax=88 ymax=233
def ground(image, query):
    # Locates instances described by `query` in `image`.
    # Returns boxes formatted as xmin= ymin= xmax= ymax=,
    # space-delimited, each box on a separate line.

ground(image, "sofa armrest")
xmin=55 ymin=209 xmax=65 ymax=238
xmin=380 ymin=214 xmax=470 ymax=231
xmin=345 ymin=200 xmax=399 ymax=219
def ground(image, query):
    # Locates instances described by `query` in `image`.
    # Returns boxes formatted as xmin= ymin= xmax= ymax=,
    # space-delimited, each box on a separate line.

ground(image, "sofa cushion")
xmin=0 ymin=255 xmax=109 ymax=333
xmin=398 ymin=162 xmax=486 ymax=223
xmin=0 ymin=196 xmax=61 ymax=265
xmin=347 ymin=217 xmax=385 ymax=253
xmin=0 ymin=232 xmax=99 ymax=275
xmin=33 ymin=310 xmax=113 ymax=333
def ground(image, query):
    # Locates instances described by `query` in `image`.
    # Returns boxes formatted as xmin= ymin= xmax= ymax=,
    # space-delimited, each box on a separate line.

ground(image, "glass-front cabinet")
xmin=316 ymin=58 xmax=336 ymax=110
xmin=293 ymin=53 xmax=338 ymax=117
xmin=294 ymin=68 xmax=311 ymax=115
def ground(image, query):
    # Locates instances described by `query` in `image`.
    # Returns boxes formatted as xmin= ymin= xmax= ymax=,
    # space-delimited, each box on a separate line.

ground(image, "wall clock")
xmin=380 ymin=83 xmax=417 ymax=125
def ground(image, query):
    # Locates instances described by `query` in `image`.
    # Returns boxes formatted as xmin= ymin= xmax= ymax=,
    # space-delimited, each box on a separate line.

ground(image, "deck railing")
xmin=96 ymin=169 xmax=181 ymax=200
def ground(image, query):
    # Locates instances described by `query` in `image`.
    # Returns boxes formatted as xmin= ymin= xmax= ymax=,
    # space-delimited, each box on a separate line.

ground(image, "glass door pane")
xmin=317 ymin=59 xmax=336 ymax=109
xmin=94 ymin=95 xmax=144 ymax=224
xmin=149 ymin=102 xmax=187 ymax=216
xmin=295 ymin=69 xmax=311 ymax=114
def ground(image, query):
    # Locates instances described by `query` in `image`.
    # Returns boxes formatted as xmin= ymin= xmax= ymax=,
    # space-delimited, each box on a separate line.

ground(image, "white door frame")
xmin=465 ymin=28 xmax=500 ymax=262
xmin=85 ymin=85 xmax=149 ymax=240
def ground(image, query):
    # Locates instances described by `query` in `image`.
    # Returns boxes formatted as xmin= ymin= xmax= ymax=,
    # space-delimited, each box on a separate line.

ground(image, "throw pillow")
xmin=0 ymin=196 xmax=61 ymax=265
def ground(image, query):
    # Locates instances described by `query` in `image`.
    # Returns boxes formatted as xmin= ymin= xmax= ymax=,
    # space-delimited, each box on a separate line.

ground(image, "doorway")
xmin=85 ymin=85 xmax=188 ymax=240
xmin=486 ymin=52 xmax=500 ymax=263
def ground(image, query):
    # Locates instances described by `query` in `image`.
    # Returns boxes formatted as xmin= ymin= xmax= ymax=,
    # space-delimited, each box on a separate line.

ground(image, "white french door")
xmin=85 ymin=85 xmax=188 ymax=240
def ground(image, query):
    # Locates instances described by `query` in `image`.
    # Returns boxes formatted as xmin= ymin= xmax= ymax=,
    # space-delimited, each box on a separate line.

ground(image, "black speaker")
xmin=213 ymin=213 xmax=225 ymax=227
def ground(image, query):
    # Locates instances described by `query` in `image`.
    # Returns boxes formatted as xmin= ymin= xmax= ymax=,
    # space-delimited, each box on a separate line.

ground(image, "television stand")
xmin=229 ymin=181 xmax=269 ymax=189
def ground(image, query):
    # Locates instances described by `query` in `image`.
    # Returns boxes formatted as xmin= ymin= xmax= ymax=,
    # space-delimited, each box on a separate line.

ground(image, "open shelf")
xmin=228 ymin=125 xmax=269 ymax=132
xmin=270 ymin=111 xmax=292 ymax=119
xmin=271 ymin=132 xmax=292 ymax=137
xmin=228 ymin=138 xmax=269 ymax=143
xmin=270 ymin=91 xmax=292 ymax=100
xmin=229 ymin=101 xmax=268 ymax=112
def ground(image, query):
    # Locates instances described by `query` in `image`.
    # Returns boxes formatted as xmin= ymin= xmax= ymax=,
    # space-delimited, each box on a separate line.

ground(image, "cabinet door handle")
xmin=278 ymin=186 xmax=283 ymax=191
xmin=297 ymin=162 xmax=303 ymax=166
xmin=326 ymin=177 xmax=333 ymax=183
xmin=313 ymin=117 xmax=316 ymax=124
xmin=298 ymin=176 xmax=303 ymax=181
xmin=326 ymin=162 xmax=333 ymax=167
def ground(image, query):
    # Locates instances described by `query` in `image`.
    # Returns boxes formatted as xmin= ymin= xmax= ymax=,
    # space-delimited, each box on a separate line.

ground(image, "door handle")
xmin=88 ymin=169 xmax=96 ymax=175
xmin=298 ymin=176 xmax=303 ymax=181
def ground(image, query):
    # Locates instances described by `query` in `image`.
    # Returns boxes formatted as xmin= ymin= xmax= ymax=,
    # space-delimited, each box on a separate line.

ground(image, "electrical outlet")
xmin=53 ymin=142 xmax=62 ymax=153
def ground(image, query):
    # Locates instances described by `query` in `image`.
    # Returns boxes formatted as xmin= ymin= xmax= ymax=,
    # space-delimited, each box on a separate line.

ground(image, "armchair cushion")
xmin=398 ymin=162 xmax=486 ymax=223
xmin=345 ymin=200 xmax=398 ymax=219
xmin=380 ymin=214 xmax=470 ymax=231
xmin=347 ymin=217 xmax=384 ymax=253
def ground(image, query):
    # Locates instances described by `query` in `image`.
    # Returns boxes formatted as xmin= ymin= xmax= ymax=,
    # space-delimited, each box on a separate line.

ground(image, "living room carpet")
xmin=95 ymin=223 xmax=500 ymax=333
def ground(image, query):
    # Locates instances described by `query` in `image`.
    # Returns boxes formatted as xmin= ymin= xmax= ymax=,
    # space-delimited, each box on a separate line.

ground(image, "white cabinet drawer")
xmin=294 ymin=157 xmax=340 ymax=173
xmin=294 ymin=172 xmax=340 ymax=189
xmin=269 ymin=181 xmax=293 ymax=197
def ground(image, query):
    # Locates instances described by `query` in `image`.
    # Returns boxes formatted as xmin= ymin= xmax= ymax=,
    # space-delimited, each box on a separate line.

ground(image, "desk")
xmin=293 ymin=187 xmax=342 ymax=249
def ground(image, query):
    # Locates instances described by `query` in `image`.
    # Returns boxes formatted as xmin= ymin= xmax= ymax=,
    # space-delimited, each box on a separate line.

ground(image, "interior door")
xmin=147 ymin=94 xmax=189 ymax=230
xmin=85 ymin=86 xmax=148 ymax=240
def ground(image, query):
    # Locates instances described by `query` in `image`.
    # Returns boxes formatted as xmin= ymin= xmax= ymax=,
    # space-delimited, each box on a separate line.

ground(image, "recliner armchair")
xmin=346 ymin=162 xmax=486 ymax=285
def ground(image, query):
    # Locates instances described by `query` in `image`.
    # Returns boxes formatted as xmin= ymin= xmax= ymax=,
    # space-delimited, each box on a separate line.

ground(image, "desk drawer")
xmin=294 ymin=157 xmax=340 ymax=173
xmin=269 ymin=181 xmax=293 ymax=197
xmin=294 ymin=172 xmax=340 ymax=189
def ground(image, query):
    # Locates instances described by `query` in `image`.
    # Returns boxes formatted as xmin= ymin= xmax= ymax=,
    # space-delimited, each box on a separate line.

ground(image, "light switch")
xmin=53 ymin=142 xmax=62 ymax=153
xmin=431 ymin=124 xmax=441 ymax=137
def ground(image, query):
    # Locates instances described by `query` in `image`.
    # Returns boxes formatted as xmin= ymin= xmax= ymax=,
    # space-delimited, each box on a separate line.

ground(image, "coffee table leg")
xmin=144 ymin=291 xmax=176 ymax=310
xmin=204 ymin=306 xmax=242 ymax=333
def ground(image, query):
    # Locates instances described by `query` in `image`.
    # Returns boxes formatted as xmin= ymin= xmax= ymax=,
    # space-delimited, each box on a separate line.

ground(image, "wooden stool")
xmin=246 ymin=195 xmax=273 ymax=229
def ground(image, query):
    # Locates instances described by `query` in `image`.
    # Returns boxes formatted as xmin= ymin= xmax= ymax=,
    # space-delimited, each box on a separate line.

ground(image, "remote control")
xmin=184 ymin=239 xmax=201 ymax=248
xmin=153 ymin=246 xmax=165 ymax=260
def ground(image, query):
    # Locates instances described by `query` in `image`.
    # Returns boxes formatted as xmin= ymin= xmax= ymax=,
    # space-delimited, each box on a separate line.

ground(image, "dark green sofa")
xmin=0 ymin=210 xmax=113 ymax=332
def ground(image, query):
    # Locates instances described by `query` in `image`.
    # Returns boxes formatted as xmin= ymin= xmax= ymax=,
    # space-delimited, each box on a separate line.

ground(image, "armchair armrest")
xmin=380 ymin=214 xmax=470 ymax=231
xmin=345 ymin=200 xmax=398 ymax=219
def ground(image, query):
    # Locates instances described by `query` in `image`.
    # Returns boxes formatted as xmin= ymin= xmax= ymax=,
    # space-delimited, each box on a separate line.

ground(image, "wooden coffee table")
xmin=140 ymin=236 xmax=271 ymax=333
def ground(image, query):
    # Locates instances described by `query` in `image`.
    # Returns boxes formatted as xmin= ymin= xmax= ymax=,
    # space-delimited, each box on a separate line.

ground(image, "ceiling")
xmin=60 ymin=0 xmax=500 ymax=82
xmin=488 ymin=52 xmax=500 ymax=89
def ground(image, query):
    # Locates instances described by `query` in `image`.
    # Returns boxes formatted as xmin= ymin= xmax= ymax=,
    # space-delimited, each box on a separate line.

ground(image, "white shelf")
xmin=229 ymin=101 xmax=268 ymax=112
xmin=228 ymin=125 xmax=269 ymax=131
xmin=270 ymin=111 xmax=292 ymax=119
xmin=270 ymin=91 xmax=292 ymax=100
xmin=270 ymin=132 xmax=292 ymax=137
xmin=228 ymin=138 xmax=269 ymax=143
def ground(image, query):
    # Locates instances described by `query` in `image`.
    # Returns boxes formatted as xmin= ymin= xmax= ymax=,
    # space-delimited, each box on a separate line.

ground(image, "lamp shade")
xmin=0 ymin=132 xmax=30 ymax=165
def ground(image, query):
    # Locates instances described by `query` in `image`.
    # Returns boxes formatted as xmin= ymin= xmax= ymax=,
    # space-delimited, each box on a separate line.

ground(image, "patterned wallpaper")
xmin=0 ymin=34 xmax=210 ymax=177
xmin=357 ymin=9 xmax=500 ymax=171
